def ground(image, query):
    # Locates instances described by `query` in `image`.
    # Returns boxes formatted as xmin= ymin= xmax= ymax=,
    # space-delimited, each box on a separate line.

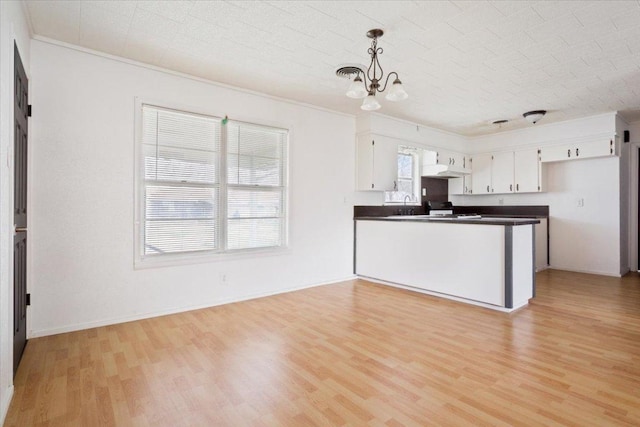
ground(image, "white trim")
xmin=0 ymin=385 xmax=14 ymax=426
xmin=358 ymin=276 xmax=527 ymax=313
xmin=629 ymin=142 xmax=640 ymax=272
xmin=547 ymin=266 xmax=624 ymax=278
xmin=32 ymin=36 xmax=354 ymax=119
xmin=28 ymin=276 xmax=357 ymax=338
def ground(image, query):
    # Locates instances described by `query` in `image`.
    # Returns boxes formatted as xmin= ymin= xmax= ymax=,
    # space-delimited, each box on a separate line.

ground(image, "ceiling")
xmin=24 ymin=0 xmax=640 ymax=136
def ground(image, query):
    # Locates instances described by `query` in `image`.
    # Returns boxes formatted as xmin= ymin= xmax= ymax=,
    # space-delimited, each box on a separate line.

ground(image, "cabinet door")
xmin=464 ymin=174 xmax=473 ymax=194
xmin=449 ymin=177 xmax=464 ymax=195
xmin=574 ymin=139 xmax=615 ymax=159
xmin=372 ymin=135 xmax=399 ymax=191
xmin=492 ymin=152 xmax=514 ymax=194
xmin=539 ymin=144 xmax=573 ymax=162
xmin=514 ymin=149 xmax=540 ymax=193
xmin=436 ymin=149 xmax=454 ymax=166
xmin=356 ymin=136 xmax=375 ymax=191
xmin=471 ymin=154 xmax=492 ymax=194
xmin=356 ymin=134 xmax=398 ymax=191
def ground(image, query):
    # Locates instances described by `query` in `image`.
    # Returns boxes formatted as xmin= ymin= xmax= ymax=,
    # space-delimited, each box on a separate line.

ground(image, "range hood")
xmin=421 ymin=164 xmax=471 ymax=179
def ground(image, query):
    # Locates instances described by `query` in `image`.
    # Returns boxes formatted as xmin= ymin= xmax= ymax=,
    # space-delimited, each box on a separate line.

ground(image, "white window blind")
xmin=140 ymin=104 xmax=288 ymax=259
xmin=142 ymin=106 xmax=220 ymax=255
xmin=226 ymin=121 xmax=287 ymax=250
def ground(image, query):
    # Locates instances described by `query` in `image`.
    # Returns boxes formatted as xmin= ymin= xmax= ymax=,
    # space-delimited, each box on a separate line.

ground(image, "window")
xmin=384 ymin=147 xmax=420 ymax=204
xmin=140 ymin=104 xmax=288 ymax=260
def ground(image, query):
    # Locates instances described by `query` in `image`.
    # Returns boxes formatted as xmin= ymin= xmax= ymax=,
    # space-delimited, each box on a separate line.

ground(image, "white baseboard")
xmin=1 ymin=385 xmax=14 ymax=426
xmin=29 ymin=275 xmax=357 ymax=338
xmin=547 ymin=266 xmax=623 ymax=277
xmin=358 ymin=276 xmax=526 ymax=313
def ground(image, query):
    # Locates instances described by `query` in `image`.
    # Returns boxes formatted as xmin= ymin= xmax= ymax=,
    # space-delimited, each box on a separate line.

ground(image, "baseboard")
xmin=547 ymin=266 xmax=623 ymax=277
xmin=29 ymin=275 xmax=357 ymax=338
xmin=358 ymin=276 xmax=524 ymax=313
xmin=1 ymin=385 xmax=14 ymax=426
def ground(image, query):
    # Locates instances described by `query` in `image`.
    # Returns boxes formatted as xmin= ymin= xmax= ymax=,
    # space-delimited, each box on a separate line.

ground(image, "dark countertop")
xmin=354 ymin=216 xmax=540 ymax=226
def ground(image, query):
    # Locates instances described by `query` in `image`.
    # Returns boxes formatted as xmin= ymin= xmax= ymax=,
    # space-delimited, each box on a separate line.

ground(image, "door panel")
xmin=13 ymin=42 xmax=28 ymax=376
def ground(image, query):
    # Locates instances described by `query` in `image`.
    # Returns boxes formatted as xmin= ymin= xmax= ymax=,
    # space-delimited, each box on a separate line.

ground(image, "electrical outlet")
xmin=577 ymin=198 xmax=584 ymax=207
xmin=422 ymin=188 xmax=426 ymax=196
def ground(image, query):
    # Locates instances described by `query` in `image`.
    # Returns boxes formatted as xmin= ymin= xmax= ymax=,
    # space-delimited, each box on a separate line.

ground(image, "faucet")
xmin=403 ymin=195 xmax=412 ymax=206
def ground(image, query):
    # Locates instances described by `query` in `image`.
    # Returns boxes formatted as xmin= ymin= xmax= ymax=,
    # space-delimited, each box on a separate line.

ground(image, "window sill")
xmin=134 ymin=246 xmax=292 ymax=270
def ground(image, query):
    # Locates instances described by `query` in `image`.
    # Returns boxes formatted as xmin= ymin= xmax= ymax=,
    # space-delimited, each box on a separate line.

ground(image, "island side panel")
xmin=355 ymin=220 xmax=506 ymax=307
xmin=512 ymin=224 xmax=535 ymax=308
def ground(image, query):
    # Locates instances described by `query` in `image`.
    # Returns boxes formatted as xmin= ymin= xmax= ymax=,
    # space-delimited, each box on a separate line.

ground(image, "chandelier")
xmin=336 ymin=29 xmax=408 ymax=111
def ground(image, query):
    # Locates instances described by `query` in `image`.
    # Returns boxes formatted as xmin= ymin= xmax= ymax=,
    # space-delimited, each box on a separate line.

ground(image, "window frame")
xmin=383 ymin=146 xmax=421 ymax=205
xmin=134 ymin=98 xmax=291 ymax=269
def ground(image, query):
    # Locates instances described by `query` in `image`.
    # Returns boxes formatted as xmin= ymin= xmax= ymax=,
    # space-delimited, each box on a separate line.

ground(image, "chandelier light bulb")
xmin=361 ymin=93 xmax=381 ymax=111
xmin=346 ymin=75 xmax=368 ymax=99
xmin=385 ymin=78 xmax=408 ymax=101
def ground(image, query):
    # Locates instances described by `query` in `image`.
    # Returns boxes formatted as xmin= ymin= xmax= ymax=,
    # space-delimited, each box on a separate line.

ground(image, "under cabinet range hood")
xmin=421 ymin=164 xmax=471 ymax=178
xmin=421 ymin=149 xmax=471 ymax=179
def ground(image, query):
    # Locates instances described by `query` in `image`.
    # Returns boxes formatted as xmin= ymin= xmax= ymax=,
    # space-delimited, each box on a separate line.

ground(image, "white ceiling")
xmin=24 ymin=0 xmax=640 ymax=136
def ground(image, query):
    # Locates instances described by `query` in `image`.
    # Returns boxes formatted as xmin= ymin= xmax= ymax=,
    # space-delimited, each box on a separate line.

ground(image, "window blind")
xmin=142 ymin=105 xmax=220 ymax=255
xmin=226 ymin=121 xmax=287 ymax=250
xmin=140 ymin=104 xmax=288 ymax=259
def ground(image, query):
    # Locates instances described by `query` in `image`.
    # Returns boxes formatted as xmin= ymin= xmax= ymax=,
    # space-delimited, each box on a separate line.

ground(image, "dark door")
xmin=14 ymin=42 xmax=28 ymax=376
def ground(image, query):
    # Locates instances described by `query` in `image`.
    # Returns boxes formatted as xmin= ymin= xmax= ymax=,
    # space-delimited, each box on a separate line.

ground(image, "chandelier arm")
xmin=358 ymin=68 xmax=372 ymax=93
xmin=379 ymin=71 xmax=399 ymax=93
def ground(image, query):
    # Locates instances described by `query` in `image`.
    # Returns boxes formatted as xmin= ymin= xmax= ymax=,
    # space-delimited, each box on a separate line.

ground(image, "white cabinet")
xmin=450 ymin=174 xmax=472 ymax=195
xmin=436 ymin=149 xmax=466 ymax=169
xmin=471 ymin=154 xmax=493 ymax=194
xmin=540 ymin=138 xmax=617 ymax=163
xmin=514 ymin=149 xmax=541 ymax=193
xmin=470 ymin=149 xmax=541 ymax=195
xmin=492 ymin=152 xmax=515 ymax=194
xmin=356 ymin=134 xmax=399 ymax=191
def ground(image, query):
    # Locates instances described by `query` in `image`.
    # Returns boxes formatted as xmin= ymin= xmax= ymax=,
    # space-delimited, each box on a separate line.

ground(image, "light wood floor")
xmin=5 ymin=270 xmax=640 ymax=426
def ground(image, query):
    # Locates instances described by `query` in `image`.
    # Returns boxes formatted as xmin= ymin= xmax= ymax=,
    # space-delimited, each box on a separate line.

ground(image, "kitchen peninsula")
xmin=354 ymin=216 xmax=539 ymax=311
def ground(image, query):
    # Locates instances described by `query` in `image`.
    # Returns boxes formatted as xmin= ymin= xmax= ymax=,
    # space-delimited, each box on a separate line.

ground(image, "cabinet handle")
xmin=576 ymin=148 xmax=579 ymax=157
xmin=394 ymin=181 xmax=397 ymax=191
xmin=510 ymin=184 xmax=513 ymax=191
xmin=567 ymin=149 xmax=571 ymax=157
xmin=516 ymin=183 xmax=519 ymax=191
xmin=452 ymin=158 xmax=455 ymax=165
xmin=486 ymin=185 xmax=490 ymax=192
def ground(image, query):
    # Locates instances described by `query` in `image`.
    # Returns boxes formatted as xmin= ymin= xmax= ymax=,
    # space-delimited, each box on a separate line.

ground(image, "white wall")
xmin=452 ymin=114 xmax=623 ymax=276
xmin=0 ymin=1 xmax=31 ymax=422
xmin=29 ymin=40 xmax=356 ymax=337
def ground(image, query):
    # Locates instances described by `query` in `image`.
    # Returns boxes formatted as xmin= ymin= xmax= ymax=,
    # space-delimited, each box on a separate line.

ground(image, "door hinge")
xmin=26 ymin=293 xmax=31 ymax=306
xmin=27 ymin=105 xmax=32 ymax=117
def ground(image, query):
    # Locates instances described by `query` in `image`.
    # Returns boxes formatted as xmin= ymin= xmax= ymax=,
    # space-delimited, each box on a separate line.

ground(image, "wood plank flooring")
xmin=5 ymin=269 xmax=640 ymax=426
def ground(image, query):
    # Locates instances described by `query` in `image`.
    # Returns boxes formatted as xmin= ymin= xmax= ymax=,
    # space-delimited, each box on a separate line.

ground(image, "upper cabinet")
xmin=356 ymin=133 xmax=399 ymax=191
xmin=492 ymin=152 xmax=515 ymax=194
xmin=471 ymin=153 xmax=493 ymax=194
xmin=514 ymin=149 xmax=542 ymax=193
xmin=470 ymin=149 xmax=542 ymax=195
xmin=540 ymin=138 xmax=617 ymax=163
